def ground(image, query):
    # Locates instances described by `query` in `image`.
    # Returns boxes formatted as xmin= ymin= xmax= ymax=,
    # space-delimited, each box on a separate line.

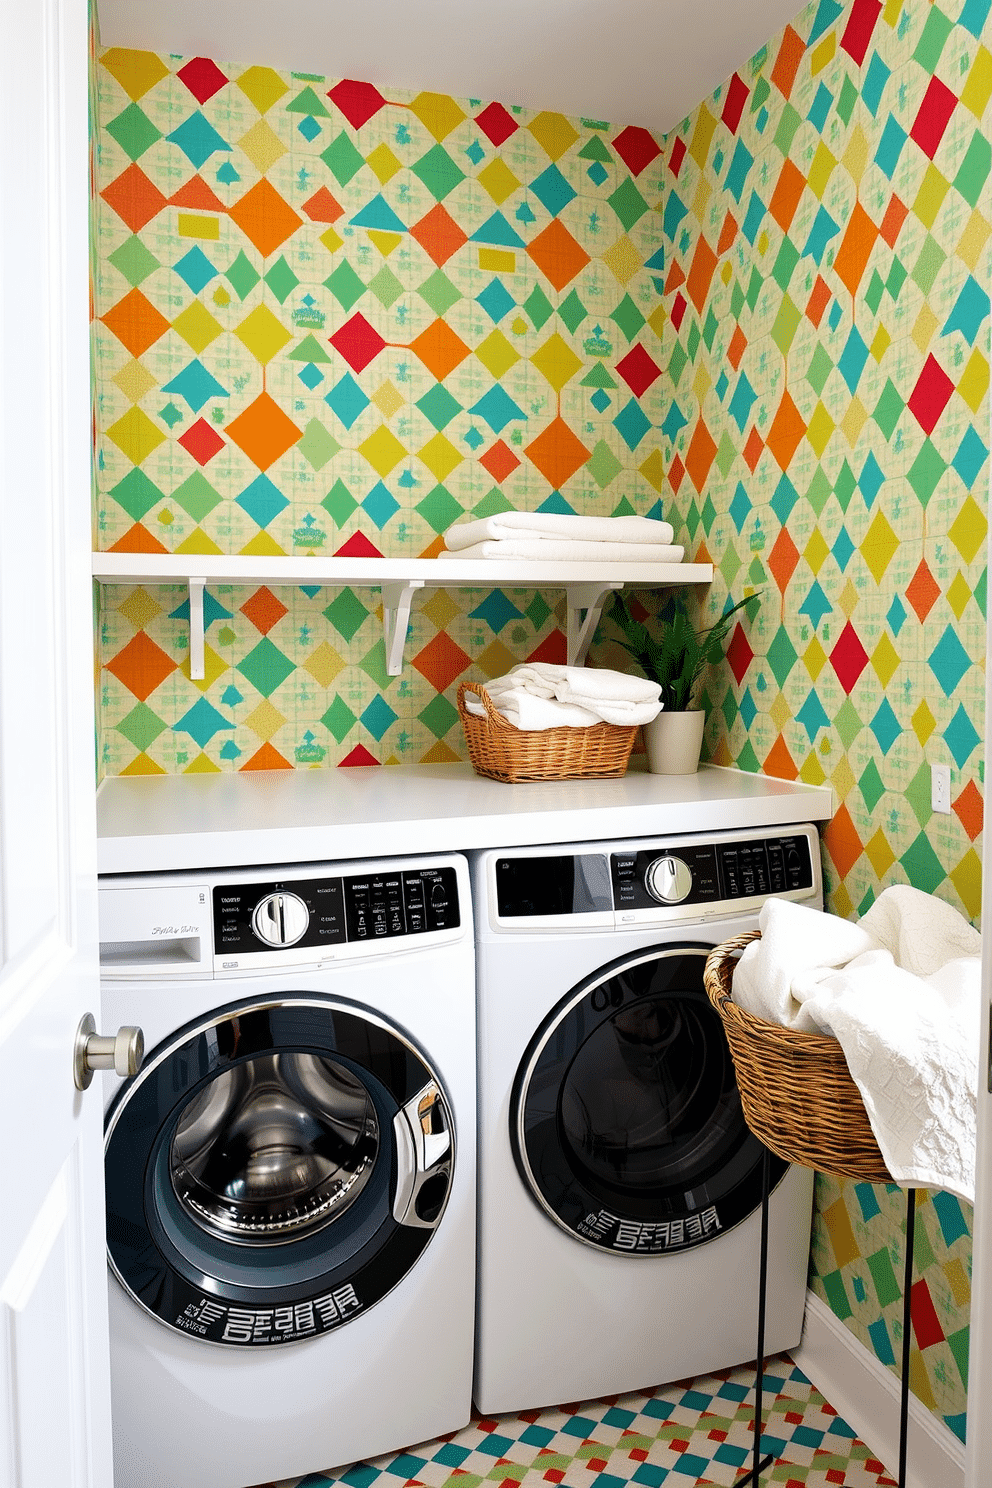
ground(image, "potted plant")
xmin=605 ymin=588 xmax=761 ymax=773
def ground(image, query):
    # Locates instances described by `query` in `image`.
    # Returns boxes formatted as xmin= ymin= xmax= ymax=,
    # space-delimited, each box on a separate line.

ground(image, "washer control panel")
xmin=611 ymin=832 xmax=813 ymax=912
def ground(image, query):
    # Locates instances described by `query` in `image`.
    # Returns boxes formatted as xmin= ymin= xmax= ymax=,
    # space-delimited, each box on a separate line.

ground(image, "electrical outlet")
xmin=931 ymin=763 xmax=951 ymax=814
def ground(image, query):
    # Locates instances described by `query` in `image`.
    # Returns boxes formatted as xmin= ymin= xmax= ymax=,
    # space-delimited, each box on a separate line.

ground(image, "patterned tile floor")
xmin=264 ymin=1354 xmax=898 ymax=1488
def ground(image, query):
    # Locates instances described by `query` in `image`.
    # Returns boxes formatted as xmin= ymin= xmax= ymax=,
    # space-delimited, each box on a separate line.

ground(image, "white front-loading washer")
xmin=472 ymin=825 xmax=822 ymax=1416
xmin=98 ymin=853 xmax=475 ymax=1488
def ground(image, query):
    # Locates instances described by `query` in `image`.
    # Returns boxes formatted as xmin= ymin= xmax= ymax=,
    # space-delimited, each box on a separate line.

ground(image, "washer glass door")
xmin=105 ymin=996 xmax=454 ymax=1345
xmin=512 ymin=946 xmax=786 ymax=1255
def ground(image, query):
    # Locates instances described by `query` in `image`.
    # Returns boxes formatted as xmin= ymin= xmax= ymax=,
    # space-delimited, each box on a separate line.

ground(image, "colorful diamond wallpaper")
xmin=91 ymin=0 xmax=989 ymax=1452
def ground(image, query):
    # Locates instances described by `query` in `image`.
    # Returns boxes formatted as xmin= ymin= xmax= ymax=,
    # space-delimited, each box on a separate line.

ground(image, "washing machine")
xmin=472 ymin=824 xmax=822 ymax=1415
xmin=98 ymin=852 xmax=475 ymax=1488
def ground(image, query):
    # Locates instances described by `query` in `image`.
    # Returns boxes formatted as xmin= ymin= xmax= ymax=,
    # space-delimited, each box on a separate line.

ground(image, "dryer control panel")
xmin=611 ymin=832 xmax=813 ymax=911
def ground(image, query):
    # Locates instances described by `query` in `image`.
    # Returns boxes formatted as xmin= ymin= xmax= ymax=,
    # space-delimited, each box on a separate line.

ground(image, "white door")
xmin=0 ymin=0 xmax=114 ymax=1484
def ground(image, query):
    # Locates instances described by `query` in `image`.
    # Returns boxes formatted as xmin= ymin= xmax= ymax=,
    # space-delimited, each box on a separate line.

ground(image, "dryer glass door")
xmin=512 ymin=946 xmax=786 ymax=1255
xmin=105 ymin=996 xmax=454 ymax=1345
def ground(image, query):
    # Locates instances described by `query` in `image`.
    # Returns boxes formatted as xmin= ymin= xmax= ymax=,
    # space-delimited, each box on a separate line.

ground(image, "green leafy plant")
xmin=606 ymin=589 xmax=762 ymax=712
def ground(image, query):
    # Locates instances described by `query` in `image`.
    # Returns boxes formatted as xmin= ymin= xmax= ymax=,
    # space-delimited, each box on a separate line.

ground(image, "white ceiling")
xmin=96 ymin=0 xmax=807 ymax=136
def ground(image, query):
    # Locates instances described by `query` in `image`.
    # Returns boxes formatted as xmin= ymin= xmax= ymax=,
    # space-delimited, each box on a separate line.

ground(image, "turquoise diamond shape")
xmin=236 ymin=475 xmax=289 ymax=528
xmin=361 ymin=696 xmax=398 ymax=741
xmin=173 ymin=697 xmax=234 ymax=747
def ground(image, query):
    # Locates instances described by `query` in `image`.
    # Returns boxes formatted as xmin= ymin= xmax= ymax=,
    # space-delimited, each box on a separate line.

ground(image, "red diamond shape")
xmin=475 ymin=101 xmax=518 ymax=147
xmin=668 ymin=453 xmax=686 ymax=493
xmin=616 ymin=344 xmax=662 ymax=398
xmin=726 ymin=623 xmax=754 ymax=685
xmin=240 ymin=586 xmax=288 ymax=634
xmin=908 ymin=354 xmax=954 ymax=435
xmin=906 ymin=558 xmax=940 ymax=621
xmin=327 ymin=79 xmax=387 ymax=130
xmin=829 ymin=621 xmax=870 ymax=693
xmin=179 ymin=418 xmax=225 ymax=466
xmin=479 ymin=440 xmax=521 ymax=483
xmin=840 ymin=0 xmax=883 ymax=67
xmin=177 ymin=57 xmax=228 ymax=103
xmin=330 ymin=313 xmax=387 ymax=373
xmin=412 ymin=632 xmax=472 ymax=693
xmin=669 ymin=137 xmax=687 ymax=177
xmin=334 ymin=531 xmax=384 ymax=557
xmin=526 ymin=631 xmax=566 ymax=665
xmin=611 ymin=125 xmax=662 ymax=176
xmin=742 ymin=428 xmax=764 ymax=472
xmin=911 ymin=76 xmax=957 ymax=159
xmin=101 ymin=164 xmax=167 ymax=233
xmin=671 ymin=293 xmax=687 ymax=331
xmin=911 ymin=1278 xmax=946 ymax=1349
xmin=721 ymin=73 xmax=749 ymax=133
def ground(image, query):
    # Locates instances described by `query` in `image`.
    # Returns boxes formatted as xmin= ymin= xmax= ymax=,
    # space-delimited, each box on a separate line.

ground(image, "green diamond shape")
xmin=684 ymin=498 xmax=702 ymax=537
xmin=834 ymin=459 xmax=857 ymax=511
xmin=298 ymin=418 xmax=341 ymax=471
xmin=558 ymin=289 xmax=587 ymax=335
xmin=473 ymin=486 xmax=514 ymax=519
xmin=416 ymin=483 xmax=463 ymax=532
xmin=834 ymin=696 xmax=863 ymax=751
xmin=913 ymin=5 xmax=953 ymax=70
xmin=586 ymin=439 xmax=623 ymax=489
xmin=417 ymin=386 xmax=462 ymax=431
xmin=369 ymin=265 xmax=404 ymax=308
xmin=108 ymin=234 xmax=161 ymax=288
xmin=719 ymin=544 xmax=743 ymax=588
xmin=954 ymin=132 xmax=992 ymax=209
xmin=806 ymin=343 xmax=833 ymax=397
xmin=172 ymin=471 xmax=222 ymax=522
xmin=746 ymin=268 xmax=762 ymax=310
xmin=225 ymin=250 xmax=261 ymax=300
xmin=772 ymin=295 xmax=801 ymax=356
xmin=864 ymin=269 xmax=885 ymax=315
xmin=325 ymin=260 xmax=366 ymax=310
xmin=321 ymin=132 xmax=365 ymax=187
xmin=607 ymin=177 xmax=648 ymax=231
xmin=419 ymin=270 xmax=461 ymax=318
xmin=730 ymin=281 xmax=746 ymax=319
xmin=747 ymin=555 xmax=765 ymax=586
xmin=686 ymin=321 xmax=701 ymax=359
xmin=737 ymin=739 xmax=761 ymax=773
xmin=110 ymin=468 xmax=163 ymax=521
xmin=908 ymin=439 xmax=947 ymax=502
xmin=411 ymin=143 xmax=465 ymax=201
xmin=524 ymin=284 xmax=554 ymax=331
xmin=322 ymin=479 xmax=358 ymax=526
xmin=668 ymin=341 xmax=688 ymax=385
xmin=886 ymin=258 xmax=908 ymax=299
xmin=720 ymin=686 xmax=738 ymax=731
xmin=836 ymin=75 xmax=858 ymax=125
xmin=702 ymin=307 xmax=720 ymax=349
xmin=771 ymin=238 xmax=800 ymax=293
xmin=323 ymin=588 xmax=369 ymax=641
xmin=359 ymin=639 xmax=390 ymax=689
xmin=525 ymin=592 xmax=553 ymax=628
xmin=237 ymin=638 xmax=296 ymax=698
xmin=805 ymin=466 xmax=832 ymax=514
xmin=715 ymin=432 xmax=736 ymax=478
xmin=874 ymin=379 xmax=904 ymax=440
xmin=264 ymin=255 xmax=300 ymax=304
xmin=905 ymin=761 xmax=935 ymax=827
xmin=912 ymin=234 xmax=946 ymax=294
xmin=773 ymin=102 xmax=802 ymax=154
xmin=900 ymin=832 xmax=945 ymax=893
xmin=611 ymin=294 xmax=645 ymax=340
xmin=858 ymin=759 xmax=886 ymax=812
xmin=766 ymin=625 xmax=798 ymax=688
xmin=106 ymin=102 xmax=162 ymax=161
xmin=419 ymin=693 xmax=459 ymax=739
xmin=321 ymin=695 xmax=358 ymax=743
xmin=116 ymin=702 xmax=167 ymax=751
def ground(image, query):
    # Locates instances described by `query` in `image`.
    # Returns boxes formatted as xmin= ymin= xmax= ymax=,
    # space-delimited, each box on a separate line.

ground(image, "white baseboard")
xmin=791 ymin=1291 xmax=965 ymax=1488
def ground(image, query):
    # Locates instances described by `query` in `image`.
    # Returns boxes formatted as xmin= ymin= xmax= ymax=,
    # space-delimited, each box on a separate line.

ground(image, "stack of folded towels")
xmin=464 ymin=662 xmax=662 ymax=731
xmin=441 ymin=510 xmax=684 ymax=563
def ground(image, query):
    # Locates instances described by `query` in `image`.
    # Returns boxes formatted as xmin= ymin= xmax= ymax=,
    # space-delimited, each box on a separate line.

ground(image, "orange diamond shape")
xmin=727 ymin=325 xmax=747 ymax=370
xmin=241 ymin=742 xmax=292 ymax=771
xmin=410 ymin=204 xmax=468 ymax=267
xmin=524 ymin=415 xmax=590 ymax=490
xmin=412 ymin=632 xmax=472 ymax=692
xmin=227 ymin=393 xmax=302 ymax=471
xmin=742 ymin=428 xmax=764 ymax=472
xmin=101 ymin=288 xmax=171 ymax=358
xmin=479 ymin=439 xmax=521 ymax=483
xmin=105 ymin=631 xmax=177 ymax=701
xmin=906 ymin=558 xmax=940 ymax=621
xmin=765 ymin=391 xmax=806 ymax=471
xmin=241 ymin=586 xmax=289 ymax=634
xmin=833 ymin=201 xmax=878 ymax=300
xmin=684 ymin=418 xmax=718 ymax=493
xmin=527 ymin=220 xmax=590 ymax=292
xmin=229 ymin=178 xmax=304 ymax=258
xmin=409 ymin=319 xmax=471 ymax=382
xmin=101 ymin=164 xmax=168 ymax=233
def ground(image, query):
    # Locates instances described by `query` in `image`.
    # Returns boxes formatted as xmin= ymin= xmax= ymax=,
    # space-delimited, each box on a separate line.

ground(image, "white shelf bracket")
xmin=381 ymin=581 xmax=425 ymax=676
xmin=565 ymin=583 xmax=620 ymax=666
xmin=188 ymin=578 xmax=206 ymax=681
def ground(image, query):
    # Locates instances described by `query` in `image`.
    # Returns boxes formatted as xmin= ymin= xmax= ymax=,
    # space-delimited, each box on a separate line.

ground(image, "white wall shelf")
xmin=92 ymin=552 xmax=714 ymax=678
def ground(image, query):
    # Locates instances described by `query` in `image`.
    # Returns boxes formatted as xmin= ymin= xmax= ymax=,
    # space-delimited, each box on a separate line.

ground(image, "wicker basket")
xmin=703 ymin=930 xmax=893 ymax=1183
xmin=457 ymin=681 xmax=637 ymax=783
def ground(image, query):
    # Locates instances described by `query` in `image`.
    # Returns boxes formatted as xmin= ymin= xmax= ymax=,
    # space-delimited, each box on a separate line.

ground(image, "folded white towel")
xmin=444 ymin=511 xmax=675 ymax=550
xmin=439 ymin=538 xmax=685 ymax=563
xmin=473 ymin=663 xmax=662 ymax=729
xmin=732 ymin=888 xmax=980 ymax=1201
xmin=550 ymin=665 xmax=662 ymax=705
xmin=465 ymin=688 xmax=601 ymax=730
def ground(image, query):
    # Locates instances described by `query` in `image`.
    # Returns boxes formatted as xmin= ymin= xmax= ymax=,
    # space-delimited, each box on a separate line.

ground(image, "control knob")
xmin=252 ymin=891 xmax=309 ymax=947
xmin=645 ymin=854 xmax=693 ymax=905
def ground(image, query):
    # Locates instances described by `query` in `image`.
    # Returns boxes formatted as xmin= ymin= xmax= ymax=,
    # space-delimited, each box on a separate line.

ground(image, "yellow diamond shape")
xmin=871 ymin=633 xmax=900 ymax=687
xmin=799 ymin=753 xmax=827 ymax=786
xmin=870 ymin=325 xmax=891 ymax=361
xmin=840 ymin=396 xmax=867 ymax=447
xmin=320 ymin=226 xmax=345 ymax=255
xmin=769 ymin=691 xmax=792 ymax=731
xmin=366 ymin=143 xmax=403 ymax=184
xmin=860 ymin=511 xmax=898 ymax=584
xmin=808 ymin=142 xmax=836 ymax=199
xmin=947 ymin=572 xmax=972 ymax=620
xmin=239 ymin=119 xmax=286 ymax=174
xmin=531 ymin=332 xmax=583 ymax=392
xmin=687 ymin=105 xmax=717 ymax=171
xmin=804 ymin=529 xmax=830 ymax=575
xmin=948 ymin=494 xmax=988 ymax=563
xmin=373 ymin=381 xmax=405 ymax=418
xmin=950 ymin=849 xmax=982 ymax=920
xmin=802 ymin=636 xmax=828 ymax=681
xmin=639 ymin=449 xmax=665 ymax=491
xmin=175 ymin=527 xmax=223 ymax=555
xmin=304 ymin=641 xmax=346 ymax=687
xmin=757 ymin=230 xmax=770 ymax=257
xmin=422 ymin=589 xmax=462 ymax=630
xmin=962 ymin=45 xmax=992 ymax=118
xmin=958 ymin=348 xmax=989 ymax=413
xmin=117 ymin=587 xmax=162 ymax=629
xmin=830 ymin=757 xmax=855 ymax=801
xmin=184 ymin=752 xmax=222 ymax=774
xmin=121 ymin=751 xmax=166 ymax=777
xmin=237 ymin=66 xmax=288 ymax=114
xmin=647 ymin=304 xmax=667 ymax=338
xmin=914 ymin=163 xmax=950 ymax=230
xmin=958 ymin=208 xmax=992 ymax=272
xmin=359 ymin=424 xmax=407 ymax=477
xmin=418 ymin=432 xmax=462 ymax=482
xmin=811 ymin=33 xmax=837 ymax=75
xmin=602 ymin=235 xmax=642 ymax=286
xmin=912 ymin=304 xmax=940 ymax=355
xmin=113 ymin=358 xmax=158 ymax=403
xmin=246 ymin=699 xmax=286 ymax=742
xmin=182 ymin=642 xmax=227 ymax=691
xmin=944 ymin=1257 xmax=971 ymax=1308
xmin=478 ymin=159 xmax=521 ymax=205
xmin=841 ymin=125 xmax=869 ymax=186
xmin=475 ymin=329 xmax=520 ymax=380
xmin=235 ymin=304 xmax=292 ymax=364
xmin=369 ymin=231 xmax=402 ymax=257
xmin=173 ymin=300 xmax=223 ymax=353
xmin=101 ymin=48 xmax=170 ymax=100
xmin=912 ymin=698 xmax=936 ymax=745
xmin=692 ymin=361 xmax=712 ymax=405
xmin=806 ymin=402 xmax=834 ymax=458
xmin=528 ymin=111 xmax=580 ymax=161
xmin=692 ymin=174 xmax=712 ymax=221
xmin=409 ymin=91 xmax=466 ymax=141
xmin=106 ymin=407 xmax=166 ymax=464
xmin=239 ymin=530 xmax=287 ymax=555
xmin=865 ymin=828 xmax=896 ymax=878
xmin=839 ymin=579 xmax=859 ymax=618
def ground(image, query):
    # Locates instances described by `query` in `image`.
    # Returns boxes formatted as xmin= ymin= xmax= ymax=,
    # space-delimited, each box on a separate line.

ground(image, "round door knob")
xmin=74 ymin=1013 xmax=144 ymax=1090
xmin=644 ymin=854 xmax=693 ymax=904
xmin=251 ymin=891 xmax=309 ymax=947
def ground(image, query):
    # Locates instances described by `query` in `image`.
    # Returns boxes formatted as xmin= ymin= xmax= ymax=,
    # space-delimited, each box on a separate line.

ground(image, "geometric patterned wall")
xmin=658 ymin=0 xmax=988 ymax=1445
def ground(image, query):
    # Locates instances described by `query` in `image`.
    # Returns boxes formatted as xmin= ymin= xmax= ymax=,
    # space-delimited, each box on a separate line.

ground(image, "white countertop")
xmin=95 ymin=761 xmax=833 ymax=876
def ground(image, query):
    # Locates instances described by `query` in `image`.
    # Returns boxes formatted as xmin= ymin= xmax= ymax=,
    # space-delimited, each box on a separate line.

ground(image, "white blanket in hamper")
xmin=731 ymin=887 xmax=981 ymax=1201
xmin=443 ymin=511 xmax=675 ymax=549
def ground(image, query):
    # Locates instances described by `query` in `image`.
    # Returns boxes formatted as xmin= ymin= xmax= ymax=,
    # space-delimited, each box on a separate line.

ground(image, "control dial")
xmin=252 ymin=891 xmax=309 ymax=947
xmin=645 ymin=854 xmax=693 ymax=905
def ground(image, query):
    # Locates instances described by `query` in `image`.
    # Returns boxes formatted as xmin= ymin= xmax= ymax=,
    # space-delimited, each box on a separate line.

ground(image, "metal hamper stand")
xmin=703 ymin=931 xmax=916 ymax=1488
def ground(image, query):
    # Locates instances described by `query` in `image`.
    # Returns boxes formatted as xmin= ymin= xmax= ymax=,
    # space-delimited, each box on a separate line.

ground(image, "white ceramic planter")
xmin=643 ymin=709 xmax=705 ymax=774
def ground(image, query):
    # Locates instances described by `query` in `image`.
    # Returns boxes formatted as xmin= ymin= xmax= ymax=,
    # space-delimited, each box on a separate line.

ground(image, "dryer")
xmin=472 ymin=825 xmax=822 ymax=1415
xmin=98 ymin=853 xmax=475 ymax=1488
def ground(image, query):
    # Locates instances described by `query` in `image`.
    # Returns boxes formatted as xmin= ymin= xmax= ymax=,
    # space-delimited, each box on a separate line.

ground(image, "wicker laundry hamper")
xmin=457 ymin=681 xmax=637 ymax=783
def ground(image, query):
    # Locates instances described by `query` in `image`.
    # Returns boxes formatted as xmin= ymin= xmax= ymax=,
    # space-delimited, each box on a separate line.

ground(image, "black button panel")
xmin=213 ymin=866 xmax=459 ymax=953
xmin=610 ymin=833 xmax=814 ymax=910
